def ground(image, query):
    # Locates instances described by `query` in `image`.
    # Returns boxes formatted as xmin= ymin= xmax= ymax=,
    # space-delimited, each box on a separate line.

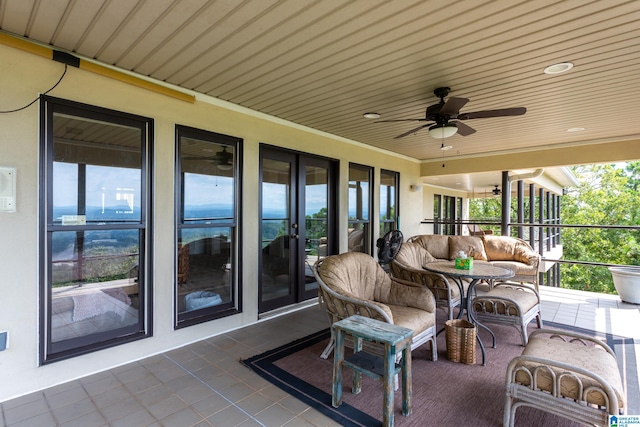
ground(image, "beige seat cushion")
xmin=489 ymin=260 xmax=537 ymax=279
xmin=515 ymin=336 xmax=625 ymax=408
xmin=388 ymin=304 xmax=435 ymax=336
xmin=476 ymin=286 xmax=538 ymax=314
xmin=448 ymin=236 xmax=488 ymax=260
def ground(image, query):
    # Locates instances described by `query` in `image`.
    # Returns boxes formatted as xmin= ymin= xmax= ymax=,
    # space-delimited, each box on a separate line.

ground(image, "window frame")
xmin=348 ymin=163 xmax=373 ymax=254
xmin=380 ymin=169 xmax=400 ymax=236
xmin=39 ymin=95 xmax=153 ymax=364
xmin=174 ymin=125 xmax=243 ymax=328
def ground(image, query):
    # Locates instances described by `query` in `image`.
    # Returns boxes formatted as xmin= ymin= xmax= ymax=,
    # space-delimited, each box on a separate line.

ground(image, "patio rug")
xmin=241 ymin=314 xmax=639 ymax=427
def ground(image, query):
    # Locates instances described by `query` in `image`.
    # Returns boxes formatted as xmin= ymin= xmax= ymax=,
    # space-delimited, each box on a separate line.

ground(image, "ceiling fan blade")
xmin=394 ymin=124 xmax=430 ymax=139
xmin=374 ymin=119 xmax=428 ymax=123
xmin=457 ymin=107 xmax=526 ymax=120
xmin=450 ymin=121 xmax=476 ymax=136
xmin=182 ymin=156 xmax=215 ymax=161
xmin=439 ymin=97 xmax=469 ymax=116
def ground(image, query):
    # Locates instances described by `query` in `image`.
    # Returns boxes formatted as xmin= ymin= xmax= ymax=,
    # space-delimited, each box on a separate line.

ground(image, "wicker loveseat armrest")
xmin=504 ymin=328 xmax=625 ymax=427
xmin=391 ymin=260 xmax=459 ymax=301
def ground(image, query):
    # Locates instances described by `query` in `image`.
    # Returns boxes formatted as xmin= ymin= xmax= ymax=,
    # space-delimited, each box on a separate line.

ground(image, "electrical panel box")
xmin=0 ymin=167 xmax=16 ymax=212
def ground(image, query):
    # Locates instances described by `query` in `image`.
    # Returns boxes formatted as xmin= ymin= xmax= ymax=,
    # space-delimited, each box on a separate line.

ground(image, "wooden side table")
xmin=332 ymin=315 xmax=413 ymax=427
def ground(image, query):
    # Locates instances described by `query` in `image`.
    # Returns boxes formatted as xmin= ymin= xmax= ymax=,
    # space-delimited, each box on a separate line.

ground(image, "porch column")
xmin=501 ymin=171 xmax=510 ymax=235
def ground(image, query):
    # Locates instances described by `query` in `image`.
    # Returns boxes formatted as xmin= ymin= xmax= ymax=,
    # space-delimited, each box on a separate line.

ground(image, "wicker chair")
xmin=471 ymin=281 xmax=542 ymax=346
xmin=390 ymin=241 xmax=468 ymax=321
xmin=314 ymin=252 xmax=437 ymax=361
xmin=504 ymin=329 xmax=625 ymax=426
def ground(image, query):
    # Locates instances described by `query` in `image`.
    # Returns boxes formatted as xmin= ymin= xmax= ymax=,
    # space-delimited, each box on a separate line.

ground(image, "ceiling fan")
xmin=492 ymin=185 xmax=502 ymax=196
xmin=183 ymin=146 xmax=234 ymax=170
xmin=375 ymin=87 xmax=526 ymax=139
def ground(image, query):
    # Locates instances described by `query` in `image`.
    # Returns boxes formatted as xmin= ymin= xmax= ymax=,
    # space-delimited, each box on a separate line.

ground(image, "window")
xmin=40 ymin=96 xmax=152 ymax=363
xmin=437 ymin=195 xmax=463 ymax=235
xmin=380 ymin=169 xmax=399 ymax=236
xmin=348 ymin=163 xmax=373 ymax=254
xmin=176 ymin=126 xmax=241 ymax=327
xmin=433 ymin=194 xmax=442 ymax=234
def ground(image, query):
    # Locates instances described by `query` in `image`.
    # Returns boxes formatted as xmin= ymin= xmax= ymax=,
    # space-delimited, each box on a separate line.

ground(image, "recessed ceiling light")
xmin=543 ymin=62 xmax=574 ymax=75
xmin=567 ymin=127 xmax=585 ymax=132
xmin=440 ymin=145 xmax=453 ymax=151
xmin=363 ymin=112 xmax=380 ymax=119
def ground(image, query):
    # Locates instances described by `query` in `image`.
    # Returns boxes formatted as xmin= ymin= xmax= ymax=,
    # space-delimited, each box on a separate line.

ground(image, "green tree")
xmin=560 ymin=164 xmax=640 ymax=293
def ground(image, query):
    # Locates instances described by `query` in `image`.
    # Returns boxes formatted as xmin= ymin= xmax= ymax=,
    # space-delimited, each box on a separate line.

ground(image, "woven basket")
xmin=445 ymin=319 xmax=476 ymax=364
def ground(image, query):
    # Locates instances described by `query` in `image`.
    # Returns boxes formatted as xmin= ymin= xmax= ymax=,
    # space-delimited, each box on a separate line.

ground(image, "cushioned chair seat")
xmin=314 ymin=252 xmax=438 ymax=361
xmin=387 ymin=304 xmax=435 ymax=336
xmin=472 ymin=282 xmax=542 ymax=346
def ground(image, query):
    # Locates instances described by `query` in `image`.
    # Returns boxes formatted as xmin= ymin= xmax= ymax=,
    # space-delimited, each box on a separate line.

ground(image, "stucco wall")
xmin=0 ymin=44 xmax=424 ymax=401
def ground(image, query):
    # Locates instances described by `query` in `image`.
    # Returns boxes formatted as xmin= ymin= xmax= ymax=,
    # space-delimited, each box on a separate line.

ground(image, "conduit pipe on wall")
xmin=0 ymin=32 xmax=195 ymax=104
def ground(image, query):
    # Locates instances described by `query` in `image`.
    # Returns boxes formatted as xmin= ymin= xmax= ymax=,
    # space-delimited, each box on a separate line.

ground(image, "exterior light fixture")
xmin=363 ymin=112 xmax=380 ymax=119
xmin=428 ymin=123 xmax=457 ymax=139
xmin=567 ymin=127 xmax=585 ymax=132
xmin=543 ymin=62 xmax=573 ymax=75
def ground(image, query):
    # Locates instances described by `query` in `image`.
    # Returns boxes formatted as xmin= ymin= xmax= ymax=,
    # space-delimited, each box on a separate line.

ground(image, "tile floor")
xmin=1 ymin=287 xmax=639 ymax=427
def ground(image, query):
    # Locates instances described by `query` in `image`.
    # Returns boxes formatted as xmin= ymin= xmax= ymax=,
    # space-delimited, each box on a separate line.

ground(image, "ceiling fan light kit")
xmin=428 ymin=123 xmax=458 ymax=139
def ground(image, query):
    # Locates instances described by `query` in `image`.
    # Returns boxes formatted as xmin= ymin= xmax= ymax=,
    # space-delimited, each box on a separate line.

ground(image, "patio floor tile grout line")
xmin=162 ymin=353 xmax=267 ymax=427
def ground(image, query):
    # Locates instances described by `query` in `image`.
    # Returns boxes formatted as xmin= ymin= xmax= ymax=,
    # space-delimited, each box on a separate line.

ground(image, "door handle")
xmin=291 ymin=234 xmax=299 ymax=239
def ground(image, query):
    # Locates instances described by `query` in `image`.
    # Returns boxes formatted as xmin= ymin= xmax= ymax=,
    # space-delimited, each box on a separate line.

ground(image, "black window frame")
xmin=348 ymin=163 xmax=374 ymax=254
xmin=380 ymin=169 xmax=400 ymax=235
xmin=175 ymin=125 xmax=242 ymax=328
xmin=39 ymin=95 xmax=153 ymax=364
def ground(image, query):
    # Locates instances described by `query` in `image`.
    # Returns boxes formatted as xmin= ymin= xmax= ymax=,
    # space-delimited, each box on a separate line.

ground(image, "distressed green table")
xmin=332 ymin=315 xmax=413 ymax=427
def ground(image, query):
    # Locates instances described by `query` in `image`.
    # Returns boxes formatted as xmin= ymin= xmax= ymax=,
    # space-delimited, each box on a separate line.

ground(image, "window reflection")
xmin=44 ymin=104 xmax=150 ymax=362
xmin=380 ymin=170 xmax=399 ymax=235
xmin=177 ymin=128 xmax=240 ymax=325
xmin=348 ymin=164 xmax=372 ymax=254
xmin=50 ymin=230 xmax=140 ymax=344
xmin=178 ymin=228 xmax=232 ymax=312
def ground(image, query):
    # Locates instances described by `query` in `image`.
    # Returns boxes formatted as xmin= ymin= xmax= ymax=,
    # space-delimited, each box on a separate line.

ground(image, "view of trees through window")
xmin=469 ymin=162 xmax=640 ymax=294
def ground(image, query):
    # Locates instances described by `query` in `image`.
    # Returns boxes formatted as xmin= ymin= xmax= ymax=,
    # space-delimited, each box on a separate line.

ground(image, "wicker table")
xmin=422 ymin=261 xmax=514 ymax=365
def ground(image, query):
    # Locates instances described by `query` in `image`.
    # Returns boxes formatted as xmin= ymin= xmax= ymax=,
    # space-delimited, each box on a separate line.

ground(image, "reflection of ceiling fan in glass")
xmin=183 ymin=146 xmax=233 ymax=170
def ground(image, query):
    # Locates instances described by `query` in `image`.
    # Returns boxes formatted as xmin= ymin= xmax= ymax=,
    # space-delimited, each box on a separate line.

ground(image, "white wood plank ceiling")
xmin=1 ymin=0 xmax=639 ymax=170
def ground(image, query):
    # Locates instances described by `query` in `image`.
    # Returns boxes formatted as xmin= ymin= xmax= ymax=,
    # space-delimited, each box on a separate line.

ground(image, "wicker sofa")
xmin=404 ymin=234 xmax=540 ymax=289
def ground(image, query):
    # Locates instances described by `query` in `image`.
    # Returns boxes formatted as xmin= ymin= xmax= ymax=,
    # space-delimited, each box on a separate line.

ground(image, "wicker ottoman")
xmin=504 ymin=329 xmax=625 ymax=426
